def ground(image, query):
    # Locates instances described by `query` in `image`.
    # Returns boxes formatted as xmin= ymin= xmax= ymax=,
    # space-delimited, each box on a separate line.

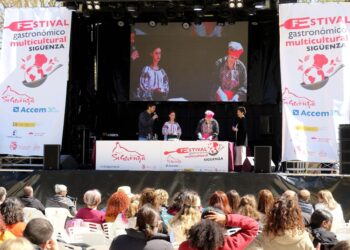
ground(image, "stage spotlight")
xmin=182 ymin=22 xmax=191 ymax=30
xmin=148 ymin=20 xmax=157 ymax=27
xmin=93 ymin=1 xmax=100 ymax=10
xmin=229 ymin=0 xmax=235 ymax=8
xmin=117 ymin=20 xmax=125 ymax=27
xmin=127 ymin=6 xmax=137 ymax=12
xmin=86 ymin=1 xmax=93 ymax=10
xmin=236 ymin=0 xmax=243 ymax=8
xmin=193 ymin=5 xmax=203 ymax=11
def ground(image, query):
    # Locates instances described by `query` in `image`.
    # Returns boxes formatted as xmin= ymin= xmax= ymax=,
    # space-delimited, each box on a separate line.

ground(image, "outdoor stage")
xmin=1 ymin=170 xmax=349 ymax=221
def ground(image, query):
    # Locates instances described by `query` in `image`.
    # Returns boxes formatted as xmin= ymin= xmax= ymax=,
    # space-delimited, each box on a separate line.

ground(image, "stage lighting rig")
xmin=182 ymin=21 xmax=191 ymax=29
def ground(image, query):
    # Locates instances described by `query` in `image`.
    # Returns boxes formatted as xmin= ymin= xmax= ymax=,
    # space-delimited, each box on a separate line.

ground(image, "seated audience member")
xmin=309 ymin=209 xmax=338 ymax=249
xmin=298 ymin=189 xmax=314 ymax=215
xmin=226 ymin=190 xmax=241 ymax=214
xmin=163 ymin=191 xmax=186 ymax=225
xmin=169 ymin=191 xmax=201 ymax=243
xmin=315 ymin=190 xmax=345 ymax=232
xmin=238 ymin=195 xmax=262 ymax=227
xmin=257 ymin=189 xmax=274 ymax=216
xmin=109 ymin=204 xmax=173 ymax=250
xmin=208 ymin=191 xmax=232 ymax=215
xmin=117 ymin=186 xmax=134 ymax=198
xmin=0 ymin=237 xmax=34 ymax=250
xmin=0 ymin=197 xmax=26 ymax=237
xmin=139 ymin=188 xmax=160 ymax=210
xmin=333 ymin=241 xmax=350 ymax=250
xmin=0 ymin=187 xmax=6 ymax=205
xmin=105 ymin=191 xmax=130 ymax=223
xmin=282 ymin=190 xmax=298 ymax=201
xmin=247 ymin=198 xmax=314 ymax=250
xmin=75 ymin=189 xmax=105 ymax=224
xmin=179 ymin=208 xmax=259 ymax=250
xmin=46 ymin=184 xmax=77 ymax=216
xmin=23 ymin=218 xmax=59 ymax=250
xmin=19 ymin=186 xmax=45 ymax=214
xmin=0 ymin=215 xmax=16 ymax=244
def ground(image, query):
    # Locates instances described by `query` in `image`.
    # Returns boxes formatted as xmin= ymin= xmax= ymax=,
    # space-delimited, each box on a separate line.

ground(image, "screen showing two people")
xmin=130 ymin=22 xmax=248 ymax=102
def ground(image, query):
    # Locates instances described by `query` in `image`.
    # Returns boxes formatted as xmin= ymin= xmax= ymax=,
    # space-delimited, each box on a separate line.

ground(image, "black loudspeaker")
xmin=44 ymin=144 xmax=60 ymax=170
xmin=254 ymin=146 xmax=272 ymax=173
xmin=243 ymin=156 xmax=275 ymax=172
xmin=60 ymin=155 xmax=80 ymax=170
xmin=339 ymin=124 xmax=350 ymax=174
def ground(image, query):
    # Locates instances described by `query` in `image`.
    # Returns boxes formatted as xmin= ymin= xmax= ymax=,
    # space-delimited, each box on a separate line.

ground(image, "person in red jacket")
xmin=179 ymin=209 xmax=259 ymax=250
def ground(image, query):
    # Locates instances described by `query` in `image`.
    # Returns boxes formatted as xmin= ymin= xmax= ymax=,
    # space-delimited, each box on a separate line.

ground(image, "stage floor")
xmin=1 ymin=170 xmax=349 ymax=220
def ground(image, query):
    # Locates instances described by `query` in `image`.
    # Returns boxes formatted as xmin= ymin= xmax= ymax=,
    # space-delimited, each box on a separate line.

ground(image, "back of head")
xmin=106 ymin=191 xmax=130 ymax=217
xmin=140 ymin=188 xmax=158 ymax=209
xmin=136 ymin=204 xmax=160 ymax=239
xmin=0 ymin=237 xmax=34 ymax=250
xmin=0 ymin=187 xmax=7 ymax=204
xmin=0 ymin=197 xmax=24 ymax=224
xmin=168 ymin=191 xmax=186 ymax=214
xmin=264 ymin=198 xmax=304 ymax=236
xmin=155 ymin=189 xmax=169 ymax=207
xmin=54 ymin=184 xmax=67 ymax=194
xmin=238 ymin=195 xmax=260 ymax=221
xmin=310 ymin=209 xmax=333 ymax=229
xmin=332 ymin=241 xmax=350 ymax=250
xmin=188 ymin=219 xmax=225 ymax=250
xmin=226 ymin=190 xmax=241 ymax=213
xmin=24 ymin=218 xmax=53 ymax=245
xmin=298 ymin=189 xmax=311 ymax=202
xmin=258 ymin=189 xmax=274 ymax=215
xmin=23 ymin=186 xmax=34 ymax=197
xmin=83 ymin=189 xmax=102 ymax=208
xmin=318 ymin=190 xmax=338 ymax=210
xmin=282 ymin=190 xmax=298 ymax=202
xmin=208 ymin=191 xmax=232 ymax=215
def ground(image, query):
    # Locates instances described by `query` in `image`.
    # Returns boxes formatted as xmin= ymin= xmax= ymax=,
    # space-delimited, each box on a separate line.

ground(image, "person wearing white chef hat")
xmin=196 ymin=110 xmax=219 ymax=141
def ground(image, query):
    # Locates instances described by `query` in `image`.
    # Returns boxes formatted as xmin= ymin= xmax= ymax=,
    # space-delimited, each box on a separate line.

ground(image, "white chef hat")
xmin=205 ymin=110 xmax=215 ymax=116
xmin=228 ymin=41 xmax=243 ymax=51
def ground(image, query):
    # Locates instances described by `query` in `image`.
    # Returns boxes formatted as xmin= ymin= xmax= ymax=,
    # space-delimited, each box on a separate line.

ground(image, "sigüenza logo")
xmin=112 ymin=142 xmax=145 ymax=163
xmin=1 ymin=86 xmax=34 ymax=105
xmin=282 ymin=88 xmax=315 ymax=108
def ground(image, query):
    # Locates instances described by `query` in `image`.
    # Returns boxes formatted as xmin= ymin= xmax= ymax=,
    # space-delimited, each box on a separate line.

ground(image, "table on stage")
xmin=96 ymin=140 xmax=235 ymax=172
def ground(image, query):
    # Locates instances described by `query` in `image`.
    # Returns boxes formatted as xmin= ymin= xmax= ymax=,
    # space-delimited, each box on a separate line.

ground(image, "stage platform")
xmin=1 ymin=170 xmax=349 ymax=220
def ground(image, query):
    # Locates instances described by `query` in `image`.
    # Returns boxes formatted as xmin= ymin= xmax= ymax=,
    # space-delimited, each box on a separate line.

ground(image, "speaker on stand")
xmin=44 ymin=144 xmax=61 ymax=170
xmin=339 ymin=124 xmax=350 ymax=174
xmin=254 ymin=146 xmax=272 ymax=173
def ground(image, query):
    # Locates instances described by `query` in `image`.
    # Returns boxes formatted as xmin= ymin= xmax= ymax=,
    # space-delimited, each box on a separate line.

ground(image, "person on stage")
xmin=162 ymin=111 xmax=182 ymax=140
xmin=136 ymin=46 xmax=169 ymax=101
xmin=232 ymin=106 xmax=247 ymax=169
xmin=138 ymin=103 xmax=158 ymax=140
xmin=213 ymin=42 xmax=247 ymax=102
xmin=196 ymin=110 xmax=219 ymax=141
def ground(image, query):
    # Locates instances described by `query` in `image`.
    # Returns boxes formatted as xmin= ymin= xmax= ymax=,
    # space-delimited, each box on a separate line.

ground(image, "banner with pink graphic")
xmin=280 ymin=3 xmax=350 ymax=162
xmin=0 ymin=8 xmax=72 ymax=156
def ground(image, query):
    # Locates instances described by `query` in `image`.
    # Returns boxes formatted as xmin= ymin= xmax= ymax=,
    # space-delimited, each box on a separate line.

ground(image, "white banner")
xmin=0 ymin=8 xmax=72 ymax=156
xmin=96 ymin=141 xmax=229 ymax=172
xmin=280 ymin=3 xmax=350 ymax=162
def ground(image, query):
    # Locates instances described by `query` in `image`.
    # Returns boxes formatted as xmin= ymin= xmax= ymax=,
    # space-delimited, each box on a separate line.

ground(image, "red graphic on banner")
xmin=1 ymin=86 xmax=34 ymax=105
xmin=163 ymin=142 xmax=223 ymax=158
xmin=9 ymin=141 xmax=17 ymax=150
xmin=207 ymin=142 xmax=224 ymax=156
xmin=280 ymin=16 xmax=350 ymax=30
xmin=298 ymin=54 xmax=343 ymax=90
xmin=112 ymin=142 xmax=145 ymax=163
xmin=282 ymin=88 xmax=315 ymax=108
xmin=21 ymin=54 xmax=62 ymax=88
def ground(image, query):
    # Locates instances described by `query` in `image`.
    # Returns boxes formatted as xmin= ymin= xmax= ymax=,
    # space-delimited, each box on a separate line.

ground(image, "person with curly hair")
xmin=109 ymin=204 xmax=173 ymax=250
xmin=238 ymin=195 xmax=262 ymax=223
xmin=208 ymin=191 xmax=232 ymax=215
xmin=75 ymin=189 xmax=105 ymax=224
xmin=0 ymin=197 xmax=26 ymax=237
xmin=169 ymin=191 xmax=202 ymax=243
xmin=0 ymin=215 xmax=15 ymax=244
xmin=315 ymin=190 xmax=345 ymax=232
xmin=247 ymin=198 xmax=314 ymax=250
xmin=257 ymin=189 xmax=274 ymax=224
xmin=105 ymin=191 xmax=130 ymax=223
xmin=139 ymin=188 xmax=160 ymax=210
xmin=179 ymin=209 xmax=259 ymax=250
xmin=226 ymin=190 xmax=241 ymax=214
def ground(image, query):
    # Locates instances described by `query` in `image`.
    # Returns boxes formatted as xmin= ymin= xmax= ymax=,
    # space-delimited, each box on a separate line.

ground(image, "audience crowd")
xmin=0 ymin=184 xmax=349 ymax=250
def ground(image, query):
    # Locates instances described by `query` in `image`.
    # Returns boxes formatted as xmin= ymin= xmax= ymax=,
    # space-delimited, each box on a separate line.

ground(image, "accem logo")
xmin=292 ymin=109 xmax=341 ymax=117
xmin=13 ymin=106 xmax=58 ymax=113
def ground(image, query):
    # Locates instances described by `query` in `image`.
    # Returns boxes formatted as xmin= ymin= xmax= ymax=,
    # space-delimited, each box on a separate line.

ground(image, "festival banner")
xmin=280 ymin=3 xmax=350 ymax=162
xmin=96 ymin=141 xmax=229 ymax=172
xmin=0 ymin=8 xmax=72 ymax=156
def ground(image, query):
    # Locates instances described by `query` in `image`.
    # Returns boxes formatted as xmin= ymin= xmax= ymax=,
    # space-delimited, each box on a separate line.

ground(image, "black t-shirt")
xmin=138 ymin=111 xmax=155 ymax=137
